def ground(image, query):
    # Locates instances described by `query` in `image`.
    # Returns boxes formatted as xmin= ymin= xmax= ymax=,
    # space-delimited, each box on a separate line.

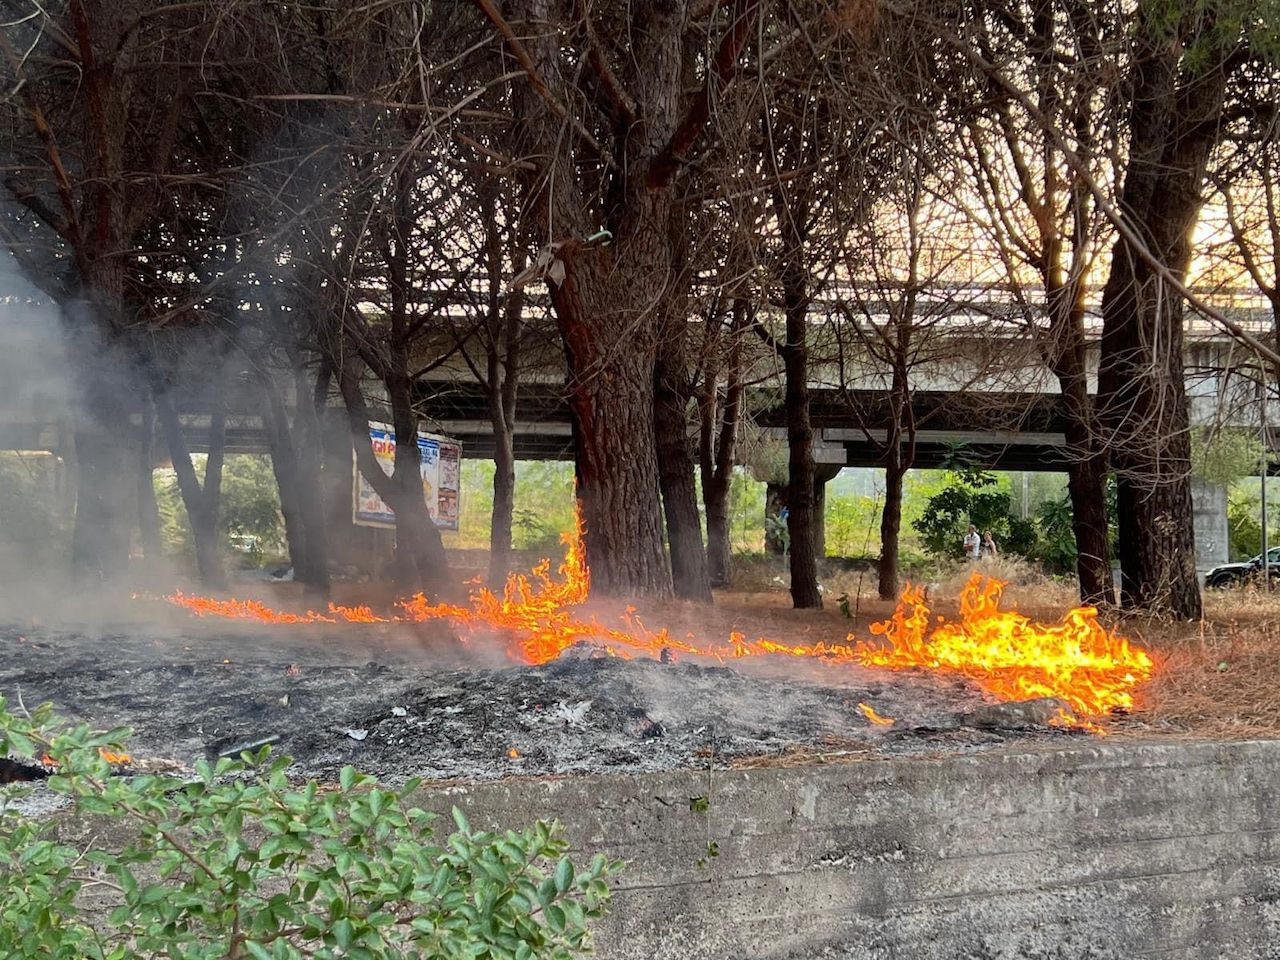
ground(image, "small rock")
xmin=391 ymin=706 xmax=408 ymax=717
xmin=961 ymin=698 xmax=1067 ymax=731
xmin=344 ymin=728 xmax=368 ymax=742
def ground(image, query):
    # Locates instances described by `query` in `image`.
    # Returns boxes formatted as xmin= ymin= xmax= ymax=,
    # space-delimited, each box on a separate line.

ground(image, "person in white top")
xmin=982 ymin=530 xmax=998 ymax=558
xmin=963 ymin=524 xmax=981 ymax=561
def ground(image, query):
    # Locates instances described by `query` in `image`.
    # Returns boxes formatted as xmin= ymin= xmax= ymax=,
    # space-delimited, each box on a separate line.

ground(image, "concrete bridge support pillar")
xmin=1191 ymin=477 xmax=1229 ymax=573
xmin=764 ymin=464 xmax=844 ymax=559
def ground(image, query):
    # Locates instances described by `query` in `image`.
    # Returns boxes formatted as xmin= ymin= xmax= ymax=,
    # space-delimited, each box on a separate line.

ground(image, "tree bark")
xmin=263 ymin=365 xmax=331 ymax=602
xmin=482 ymin=196 xmax=522 ymax=587
xmin=783 ymin=274 xmax=822 ymax=609
xmin=1096 ymin=12 xmax=1228 ymax=619
xmin=337 ymin=361 xmax=449 ymax=597
xmin=550 ymin=244 xmax=671 ymax=597
xmin=698 ymin=299 xmax=746 ymax=587
xmin=1046 ymin=282 xmax=1115 ymax=606
xmin=879 ymin=461 xmax=907 ymax=600
xmin=62 ymin=300 xmax=137 ymax=586
xmin=655 ymin=342 xmax=712 ymax=602
xmin=498 ymin=0 xmax=756 ymax=598
xmin=878 ymin=349 xmax=915 ymax=600
xmin=153 ymin=389 xmax=226 ymax=589
xmin=488 ymin=380 xmax=518 ymax=585
xmin=812 ymin=463 xmax=842 ymax=561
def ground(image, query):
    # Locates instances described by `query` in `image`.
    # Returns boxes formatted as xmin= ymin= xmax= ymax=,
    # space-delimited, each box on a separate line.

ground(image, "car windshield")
xmin=1251 ymin=548 xmax=1280 ymax=564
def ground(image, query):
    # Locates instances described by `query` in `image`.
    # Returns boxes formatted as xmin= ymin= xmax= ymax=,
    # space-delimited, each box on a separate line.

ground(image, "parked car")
xmin=1205 ymin=547 xmax=1280 ymax=588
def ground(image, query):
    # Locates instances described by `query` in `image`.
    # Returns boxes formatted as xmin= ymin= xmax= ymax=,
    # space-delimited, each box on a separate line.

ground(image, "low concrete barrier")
xmin=423 ymin=739 xmax=1280 ymax=959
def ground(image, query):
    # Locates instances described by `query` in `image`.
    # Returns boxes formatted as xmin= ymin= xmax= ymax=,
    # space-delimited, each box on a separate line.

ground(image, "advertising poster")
xmin=353 ymin=423 xmax=461 ymax=530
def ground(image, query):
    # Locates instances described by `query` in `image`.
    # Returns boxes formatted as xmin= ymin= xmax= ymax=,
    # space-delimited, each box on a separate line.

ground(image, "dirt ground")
xmin=1 ymin=550 xmax=1276 ymax=788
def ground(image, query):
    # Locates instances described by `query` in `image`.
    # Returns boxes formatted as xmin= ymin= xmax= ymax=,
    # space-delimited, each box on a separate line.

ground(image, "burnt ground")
xmin=0 ymin=613 xmax=1085 ymax=786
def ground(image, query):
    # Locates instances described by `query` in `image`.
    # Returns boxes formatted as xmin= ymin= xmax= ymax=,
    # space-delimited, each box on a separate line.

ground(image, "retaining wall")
xmin=422 ymin=739 xmax=1280 ymax=960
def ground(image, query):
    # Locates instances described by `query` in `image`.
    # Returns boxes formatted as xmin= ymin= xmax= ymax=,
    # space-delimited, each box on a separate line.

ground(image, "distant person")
xmin=982 ymin=531 xmax=998 ymax=558
xmin=963 ymin=524 xmax=981 ymax=562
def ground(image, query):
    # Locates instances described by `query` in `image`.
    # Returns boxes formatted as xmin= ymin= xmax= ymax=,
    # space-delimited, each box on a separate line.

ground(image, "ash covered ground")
xmin=0 ymin=619 xmax=1081 ymax=783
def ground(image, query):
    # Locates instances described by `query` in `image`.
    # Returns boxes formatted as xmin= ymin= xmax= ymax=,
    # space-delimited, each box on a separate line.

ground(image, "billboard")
xmin=353 ymin=422 xmax=461 ymax=530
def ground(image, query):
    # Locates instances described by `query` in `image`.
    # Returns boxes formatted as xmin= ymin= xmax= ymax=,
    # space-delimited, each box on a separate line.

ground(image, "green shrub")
xmin=0 ymin=698 xmax=620 ymax=960
xmin=912 ymin=470 xmax=1013 ymax=558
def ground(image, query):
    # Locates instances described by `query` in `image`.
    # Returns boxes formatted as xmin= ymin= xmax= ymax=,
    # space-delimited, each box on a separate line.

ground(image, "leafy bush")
xmin=1030 ymin=495 xmax=1078 ymax=574
xmin=155 ymin=454 xmax=287 ymax=562
xmin=912 ymin=470 xmax=1013 ymax=558
xmin=0 ymin=698 xmax=620 ymax=960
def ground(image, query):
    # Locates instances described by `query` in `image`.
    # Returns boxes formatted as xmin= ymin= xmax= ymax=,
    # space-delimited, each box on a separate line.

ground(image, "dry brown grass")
xmin=719 ymin=561 xmax=1280 ymax=743
xmin=1106 ymin=589 xmax=1280 ymax=740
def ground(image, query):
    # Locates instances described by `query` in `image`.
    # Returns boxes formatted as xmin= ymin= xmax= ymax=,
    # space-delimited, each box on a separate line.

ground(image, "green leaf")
xmin=554 ymin=857 xmax=573 ymax=894
xmin=451 ymin=807 xmax=471 ymax=834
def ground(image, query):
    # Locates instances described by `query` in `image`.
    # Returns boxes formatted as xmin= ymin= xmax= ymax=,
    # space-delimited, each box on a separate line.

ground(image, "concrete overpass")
xmin=2 ymin=287 xmax=1274 ymax=571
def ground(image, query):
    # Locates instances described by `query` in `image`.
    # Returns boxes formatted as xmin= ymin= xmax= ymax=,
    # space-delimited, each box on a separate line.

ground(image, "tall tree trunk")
xmin=1049 ymin=287 xmax=1114 ymax=606
xmin=879 ymin=461 xmax=907 ymax=600
xmin=388 ymin=371 xmax=450 ymax=597
xmin=338 ymin=361 xmax=449 ymax=597
xmin=483 ymin=203 xmax=522 ymax=588
xmin=489 ymin=392 xmax=517 ymax=585
xmin=812 ymin=463 xmax=842 ymax=561
xmin=263 ymin=366 xmax=331 ymax=603
xmin=295 ymin=364 xmax=332 ymax=599
xmin=1097 ymin=12 xmax=1226 ymax=619
xmin=551 ymin=244 xmax=671 ymax=597
xmin=153 ymin=390 xmax=226 ymax=589
xmin=655 ymin=343 xmax=712 ymax=602
xmin=878 ymin=352 xmax=915 ymax=600
xmin=63 ymin=300 xmax=137 ymax=585
xmin=783 ymin=274 xmax=822 ymax=609
xmin=699 ymin=299 xmax=746 ymax=587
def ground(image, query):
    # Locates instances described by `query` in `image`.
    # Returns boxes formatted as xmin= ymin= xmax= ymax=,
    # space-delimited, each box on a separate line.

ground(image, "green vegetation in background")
xmin=445 ymin=459 xmax=1085 ymax=571
xmin=155 ymin=455 xmax=288 ymax=565
xmin=1192 ymin=427 xmax=1266 ymax=488
xmin=0 ymin=451 xmax=68 ymax=572
xmin=0 ymin=697 xmax=620 ymax=960
xmin=1227 ymin=479 xmax=1280 ymax=559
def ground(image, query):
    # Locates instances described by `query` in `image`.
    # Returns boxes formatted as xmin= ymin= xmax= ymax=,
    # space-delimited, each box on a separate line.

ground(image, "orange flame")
xmin=853 ymin=576 xmax=1153 ymax=723
xmin=161 ymin=505 xmax=1152 ymax=730
xmin=857 ymin=702 xmax=895 ymax=726
xmin=41 ymin=748 xmax=132 ymax=767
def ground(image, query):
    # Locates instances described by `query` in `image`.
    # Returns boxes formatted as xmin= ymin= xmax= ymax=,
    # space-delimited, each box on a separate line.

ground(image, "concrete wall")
xmin=422 ymin=740 xmax=1280 ymax=960
xmin=1191 ymin=479 xmax=1230 ymax=571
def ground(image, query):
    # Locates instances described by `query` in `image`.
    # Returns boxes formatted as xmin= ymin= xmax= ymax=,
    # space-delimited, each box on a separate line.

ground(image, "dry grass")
xmin=1107 ymin=589 xmax=1280 ymax=740
xmin=722 ymin=559 xmax=1280 ymax=743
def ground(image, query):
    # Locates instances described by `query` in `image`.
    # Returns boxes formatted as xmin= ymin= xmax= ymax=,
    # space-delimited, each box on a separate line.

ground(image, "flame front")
xmin=163 ymin=506 xmax=1153 ymax=728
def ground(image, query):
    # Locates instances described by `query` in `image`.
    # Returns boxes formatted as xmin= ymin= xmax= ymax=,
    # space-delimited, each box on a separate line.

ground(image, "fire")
xmin=857 ymin=703 xmax=895 ymax=726
xmin=854 ymin=577 xmax=1153 ymax=721
xmin=41 ymin=749 xmax=132 ymax=767
xmin=161 ymin=505 xmax=1153 ymax=730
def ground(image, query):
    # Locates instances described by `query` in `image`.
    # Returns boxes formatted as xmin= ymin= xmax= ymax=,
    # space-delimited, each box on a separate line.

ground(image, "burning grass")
xmin=160 ymin=509 xmax=1153 ymax=732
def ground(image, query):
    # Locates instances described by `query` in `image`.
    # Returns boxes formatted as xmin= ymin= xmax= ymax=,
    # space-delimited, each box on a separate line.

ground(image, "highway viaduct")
xmin=1 ymin=291 xmax=1273 ymax=573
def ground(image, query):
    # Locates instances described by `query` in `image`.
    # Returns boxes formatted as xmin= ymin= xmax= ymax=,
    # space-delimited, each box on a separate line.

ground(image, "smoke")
xmin=0 ymin=251 xmax=76 ymax=600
